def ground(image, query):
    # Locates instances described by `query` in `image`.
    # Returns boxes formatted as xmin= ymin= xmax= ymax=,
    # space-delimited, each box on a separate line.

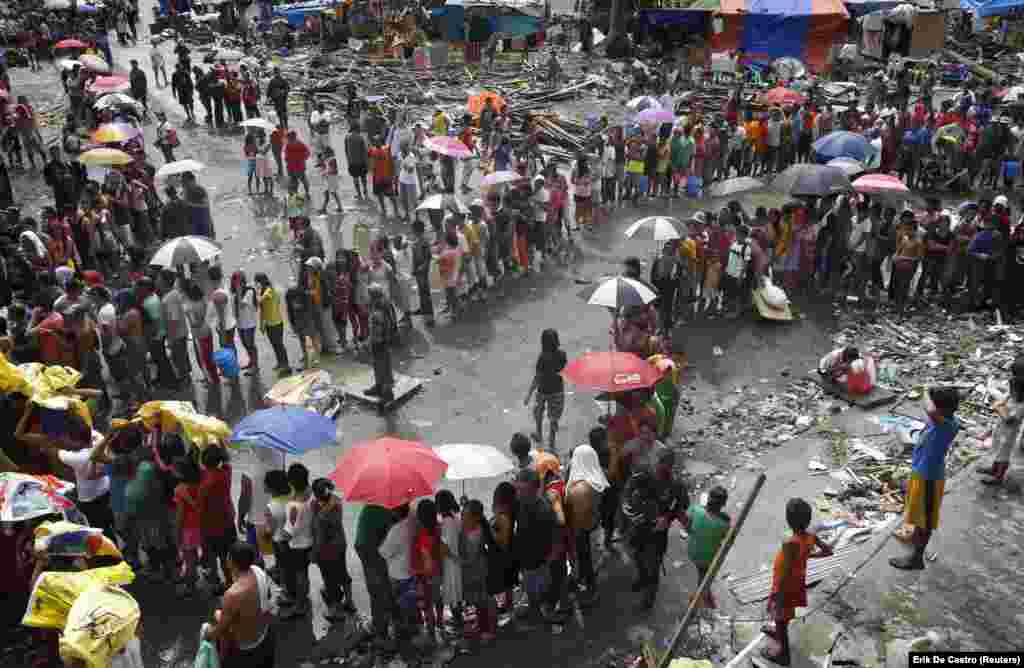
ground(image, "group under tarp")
xmin=430 ymin=6 xmax=541 ymax=39
xmin=844 ymin=0 xmax=903 ymax=17
xmin=711 ymin=0 xmax=850 ymax=70
xmin=960 ymin=0 xmax=1024 ymax=16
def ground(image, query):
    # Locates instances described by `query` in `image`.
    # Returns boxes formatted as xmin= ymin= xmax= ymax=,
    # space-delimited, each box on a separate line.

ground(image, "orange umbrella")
xmin=467 ymin=92 xmax=505 ymax=116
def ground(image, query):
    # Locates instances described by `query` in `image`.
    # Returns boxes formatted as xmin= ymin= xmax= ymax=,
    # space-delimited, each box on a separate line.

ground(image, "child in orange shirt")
xmin=762 ymin=498 xmax=833 ymax=666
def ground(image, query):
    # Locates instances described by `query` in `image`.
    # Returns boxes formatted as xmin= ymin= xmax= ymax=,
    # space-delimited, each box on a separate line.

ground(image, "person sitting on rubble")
xmin=817 ymin=346 xmax=859 ymax=386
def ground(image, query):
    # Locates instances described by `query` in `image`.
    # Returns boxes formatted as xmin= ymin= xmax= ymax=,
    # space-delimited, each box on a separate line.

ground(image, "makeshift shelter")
xmin=960 ymin=0 xmax=1024 ymax=16
xmin=638 ymin=3 xmax=713 ymax=50
xmin=711 ymin=0 xmax=850 ymax=70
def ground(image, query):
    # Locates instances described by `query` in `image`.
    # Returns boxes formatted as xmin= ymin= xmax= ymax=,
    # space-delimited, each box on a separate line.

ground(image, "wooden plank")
xmin=806 ymin=372 xmax=900 ymax=409
xmin=332 ymin=363 xmax=423 ymax=410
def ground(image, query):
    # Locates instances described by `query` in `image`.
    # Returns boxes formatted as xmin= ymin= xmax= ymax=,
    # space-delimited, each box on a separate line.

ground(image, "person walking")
xmin=154 ymin=111 xmax=178 ymax=164
xmin=150 ymin=45 xmax=168 ymax=88
xmin=284 ymin=131 xmax=312 ymax=197
xmin=369 ymin=135 xmax=400 ymax=219
xmin=171 ymin=64 xmax=195 ymax=124
xmin=524 ymin=328 xmax=567 ymax=451
xmin=977 ymin=357 xmax=1024 ymax=485
xmin=345 ymin=125 xmax=370 ymax=199
xmin=267 ymin=68 xmax=290 ymax=128
xmin=129 ymin=60 xmax=148 ymax=114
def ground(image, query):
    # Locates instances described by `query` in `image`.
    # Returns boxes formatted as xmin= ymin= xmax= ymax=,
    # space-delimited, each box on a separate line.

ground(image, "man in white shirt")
xmin=722 ymin=225 xmax=752 ymax=313
xmin=160 ymin=270 xmax=191 ymax=386
xmin=398 ymin=145 xmax=419 ymax=223
xmin=309 ymin=102 xmax=332 ymax=153
xmin=60 ymin=431 xmax=114 ymax=538
xmin=150 ymin=46 xmax=167 ymax=88
xmin=379 ymin=503 xmax=416 ymax=638
xmin=848 ymin=205 xmax=872 ymax=297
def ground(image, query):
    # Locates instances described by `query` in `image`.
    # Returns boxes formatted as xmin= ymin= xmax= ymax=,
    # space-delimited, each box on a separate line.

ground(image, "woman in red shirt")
xmin=412 ymin=498 xmax=443 ymax=644
xmin=199 ymin=445 xmax=236 ymax=590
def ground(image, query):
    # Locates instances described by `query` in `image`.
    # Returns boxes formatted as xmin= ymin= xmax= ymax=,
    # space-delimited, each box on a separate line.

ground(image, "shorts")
xmin=399 ymin=181 xmax=417 ymax=208
xmin=533 ymin=390 xmax=565 ymax=423
xmin=181 ymin=528 xmax=202 ymax=551
xmin=246 ymin=159 xmax=257 ymax=177
xmin=373 ymin=180 xmax=393 ymax=196
xmin=348 ymin=164 xmax=368 ymax=178
xmin=204 ymin=529 xmax=238 ymax=563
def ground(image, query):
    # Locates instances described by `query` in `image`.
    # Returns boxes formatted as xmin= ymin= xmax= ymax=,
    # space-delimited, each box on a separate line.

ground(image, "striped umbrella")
xmin=87 ymin=75 xmax=131 ymax=94
xmin=77 ymin=148 xmax=133 ymax=166
xmin=92 ymin=123 xmax=142 ymax=144
xmin=149 ymin=236 xmax=223 ymax=267
xmin=852 ymin=173 xmax=909 ymax=194
xmin=423 ymin=136 xmax=472 ymax=159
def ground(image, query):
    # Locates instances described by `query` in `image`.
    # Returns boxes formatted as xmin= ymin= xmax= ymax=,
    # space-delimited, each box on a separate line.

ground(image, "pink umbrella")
xmin=481 ymin=170 xmax=523 ymax=187
xmin=423 ymin=136 xmax=473 ymax=159
xmin=88 ymin=75 xmax=131 ymax=94
xmin=634 ymin=108 xmax=675 ymax=125
xmin=852 ymin=173 xmax=909 ymax=194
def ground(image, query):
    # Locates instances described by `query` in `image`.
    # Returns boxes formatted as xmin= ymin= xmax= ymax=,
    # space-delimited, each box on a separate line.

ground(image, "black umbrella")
xmin=771 ymin=164 xmax=852 ymax=197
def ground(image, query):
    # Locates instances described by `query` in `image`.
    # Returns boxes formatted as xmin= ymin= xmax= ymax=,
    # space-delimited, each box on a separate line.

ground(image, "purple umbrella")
xmin=635 ymin=108 xmax=675 ymax=125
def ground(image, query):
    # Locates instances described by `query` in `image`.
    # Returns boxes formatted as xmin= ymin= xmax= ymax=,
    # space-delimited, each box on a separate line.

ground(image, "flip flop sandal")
xmin=760 ymin=647 xmax=790 ymax=666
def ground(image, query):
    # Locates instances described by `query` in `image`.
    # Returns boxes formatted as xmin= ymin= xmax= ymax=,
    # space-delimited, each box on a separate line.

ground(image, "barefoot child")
xmin=891 ymin=386 xmax=961 ymax=570
xmin=173 ymin=456 xmax=202 ymax=597
xmin=762 ymin=498 xmax=833 ymax=666
xmin=686 ymin=485 xmax=730 ymax=608
xmin=318 ymin=147 xmax=344 ymax=215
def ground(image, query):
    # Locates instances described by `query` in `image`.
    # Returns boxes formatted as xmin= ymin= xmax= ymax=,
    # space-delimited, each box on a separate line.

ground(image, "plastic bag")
xmin=23 ymin=562 xmax=135 ymax=629
xmin=761 ymin=279 xmax=788 ymax=307
xmin=59 ymin=585 xmax=140 ymax=668
xmin=193 ymin=625 xmax=221 ymax=668
xmin=212 ymin=348 xmax=240 ymax=379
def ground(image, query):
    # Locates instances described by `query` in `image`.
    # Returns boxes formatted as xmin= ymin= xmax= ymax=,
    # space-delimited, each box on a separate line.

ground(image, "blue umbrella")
xmin=230 ymin=406 xmax=337 ymax=456
xmin=813 ymin=131 xmax=878 ymax=163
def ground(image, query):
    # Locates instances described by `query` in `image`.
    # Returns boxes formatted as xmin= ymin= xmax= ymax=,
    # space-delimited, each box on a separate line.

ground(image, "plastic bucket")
xmin=212 ymin=348 xmax=240 ymax=379
xmin=687 ymin=175 xmax=702 ymax=197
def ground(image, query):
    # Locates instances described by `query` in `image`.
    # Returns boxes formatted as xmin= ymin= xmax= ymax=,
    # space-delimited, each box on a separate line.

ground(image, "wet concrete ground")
xmin=9 ymin=21 xmax=1024 ymax=667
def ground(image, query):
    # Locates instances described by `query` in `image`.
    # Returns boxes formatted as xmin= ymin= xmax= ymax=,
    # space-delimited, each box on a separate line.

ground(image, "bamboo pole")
xmin=655 ymin=473 xmax=768 ymax=668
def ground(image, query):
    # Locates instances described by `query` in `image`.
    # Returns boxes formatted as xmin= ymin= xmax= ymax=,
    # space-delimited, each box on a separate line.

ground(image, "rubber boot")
xmin=890 ymin=528 xmax=928 ymax=570
xmin=981 ymin=461 xmax=1009 ymax=486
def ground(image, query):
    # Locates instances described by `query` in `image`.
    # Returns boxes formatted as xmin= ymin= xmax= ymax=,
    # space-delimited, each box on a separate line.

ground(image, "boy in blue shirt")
xmin=891 ymin=386 xmax=961 ymax=571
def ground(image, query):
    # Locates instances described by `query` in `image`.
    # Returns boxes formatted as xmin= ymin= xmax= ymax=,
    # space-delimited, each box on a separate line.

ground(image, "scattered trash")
xmin=712 ymin=346 xmax=724 ymax=357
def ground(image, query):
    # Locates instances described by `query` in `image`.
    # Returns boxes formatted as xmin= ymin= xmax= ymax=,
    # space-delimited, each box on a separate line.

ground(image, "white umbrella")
xmin=827 ymin=157 xmax=866 ymax=176
xmin=156 ymin=159 xmax=206 ymax=179
xmin=434 ymin=444 xmax=515 ymax=481
xmin=481 ymin=170 xmax=522 ymax=187
xmin=150 ymin=236 xmax=223 ymax=267
xmin=583 ymin=276 xmax=658 ymax=309
xmin=416 ymin=193 xmax=469 ymax=214
xmin=240 ymin=118 xmax=275 ymax=132
xmin=624 ymin=216 xmax=685 ymax=242
xmin=213 ymin=48 xmax=245 ymax=61
xmin=93 ymin=93 xmax=142 ymax=115
xmin=626 ymin=95 xmax=662 ymax=111
xmin=57 ymin=59 xmax=80 ymax=71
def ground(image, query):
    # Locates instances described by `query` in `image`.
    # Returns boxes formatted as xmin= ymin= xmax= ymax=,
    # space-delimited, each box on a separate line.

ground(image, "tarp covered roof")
xmin=719 ymin=0 xmax=848 ymax=15
xmin=960 ymin=0 xmax=1024 ymax=17
xmin=845 ymin=0 xmax=903 ymax=16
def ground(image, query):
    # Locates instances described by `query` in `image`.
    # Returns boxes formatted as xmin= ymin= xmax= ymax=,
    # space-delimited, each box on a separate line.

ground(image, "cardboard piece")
xmin=909 ymin=11 xmax=945 ymax=58
xmin=806 ymin=372 xmax=900 ymax=409
xmin=334 ymin=362 xmax=423 ymax=409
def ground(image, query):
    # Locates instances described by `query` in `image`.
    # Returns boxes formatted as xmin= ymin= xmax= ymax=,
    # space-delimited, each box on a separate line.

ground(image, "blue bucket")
xmin=687 ymin=175 xmax=703 ymax=198
xmin=1003 ymin=160 xmax=1020 ymax=179
xmin=212 ymin=347 xmax=240 ymax=379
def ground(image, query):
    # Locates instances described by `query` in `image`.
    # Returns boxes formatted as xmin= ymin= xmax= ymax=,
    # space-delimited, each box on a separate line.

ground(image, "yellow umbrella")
xmin=22 ymin=562 xmax=135 ymax=630
xmin=136 ymin=400 xmax=231 ymax=448
xmin=60 ymin=585 xmax=140 ymax=668
xmin=77 ymin=147 xmax=133 ymax=166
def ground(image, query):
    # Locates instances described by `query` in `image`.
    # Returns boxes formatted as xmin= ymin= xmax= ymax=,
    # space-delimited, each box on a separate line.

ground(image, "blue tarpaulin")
xmin=274 ymin=0 xmax=333 ymax=26
xmin=639 ymin=9 xmax=709 ymax=32
xmin=844 ymin=0 xmax=901 ymax=16
xmin=429 ymin=9 xmax=540 ymax=38
xmin=961 ymin=0 xmax=1024 ymax=16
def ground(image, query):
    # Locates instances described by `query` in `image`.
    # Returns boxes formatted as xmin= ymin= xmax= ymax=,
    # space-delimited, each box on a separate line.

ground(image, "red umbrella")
xmin=329 ymin=437 xmax=448 ymax=508
xmin=852 ymin=173 xmax=909 ymax=194
xmin=561 ymin=351 xmax=664 ymax=393
xmin=758 ymin=86 xmax=807 ymax=107
xmin=55 ymin=39 xmax=89 ymax=49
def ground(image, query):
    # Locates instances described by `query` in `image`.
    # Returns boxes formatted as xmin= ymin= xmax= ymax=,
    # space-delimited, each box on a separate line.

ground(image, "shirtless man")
xmin=203 ymin=542 xmax=275 ymax=667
